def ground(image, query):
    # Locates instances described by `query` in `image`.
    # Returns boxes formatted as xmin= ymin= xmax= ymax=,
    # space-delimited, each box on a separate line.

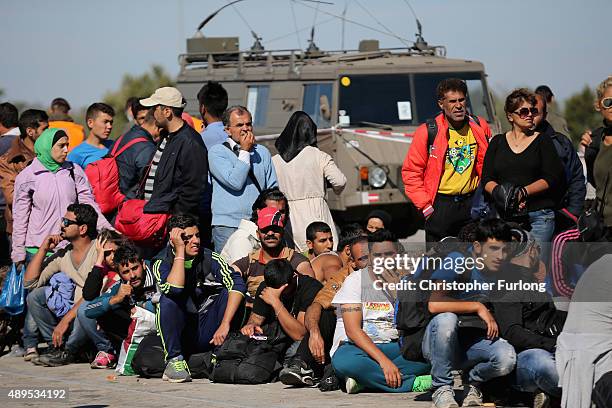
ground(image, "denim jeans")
xmin=26 ymin=286 xmax=87 ymax=353
xmin=529 ymin=209 xmax=555 ymax=290
xmin=332 ymin=342 xmax=431 ymax=393
xmin=422 ymin=312 xmax=516 ymax=389
xmin=528 ymin=209 xmax=556 ymax=245
xmin=514 ymin=348 xmax=561 ymax=397
xmin=22 ymin=252 xmax=40 ymax=349
xmin=212 ymin=225 xmax=237 ymax=253
xmin=76 ymin=301 xmax=114 ymax=353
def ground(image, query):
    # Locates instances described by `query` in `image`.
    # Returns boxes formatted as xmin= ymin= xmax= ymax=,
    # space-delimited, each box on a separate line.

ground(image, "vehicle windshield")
xmin=338 ymin=72 xmax=491 ymax=127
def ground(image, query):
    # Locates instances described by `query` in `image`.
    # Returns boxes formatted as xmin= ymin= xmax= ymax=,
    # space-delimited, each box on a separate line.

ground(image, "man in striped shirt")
xmin=152 ymin=214 xmax=246 ymax=383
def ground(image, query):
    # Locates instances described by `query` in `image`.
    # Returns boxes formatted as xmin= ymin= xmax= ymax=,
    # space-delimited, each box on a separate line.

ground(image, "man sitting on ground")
xmin=221 ymin=188 xmax=289 ymax=264
xmin=305 ymin=221 xmax=342 ymax=283
xmin=232 ymin=206 xmax=314 ymax=303
xmin=493 ymin=228 xmax=563 ymax=407
xmin=424 ymin=219 xmax=517 ymax=408
xmin=280 ymin=233 xmax=369 ymax=387
xmin=241 ymin=258 xmax=323 ymax=381
xmin=24 ymin=204 xmax=102 ymax=366
xmin=154 ymin=214 xmax=246 ymax=383
xmin=331 ymin=229 xmax=431 ymax=394
xmin=82 ymin=242 xmax=158 ymax=369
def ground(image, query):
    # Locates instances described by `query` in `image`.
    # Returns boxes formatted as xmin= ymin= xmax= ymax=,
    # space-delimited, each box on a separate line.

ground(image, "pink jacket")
xmin=11 ymin=158 xmax=113 ymax=262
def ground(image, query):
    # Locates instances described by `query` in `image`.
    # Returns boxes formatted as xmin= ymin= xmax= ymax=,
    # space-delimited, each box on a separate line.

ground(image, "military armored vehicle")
xmin=177 ymin=14 xmax=499 ymax=237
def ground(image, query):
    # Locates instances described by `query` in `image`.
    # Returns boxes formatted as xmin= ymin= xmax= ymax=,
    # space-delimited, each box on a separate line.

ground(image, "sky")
xmin=2 ymin=0 xmax=610 ymax=109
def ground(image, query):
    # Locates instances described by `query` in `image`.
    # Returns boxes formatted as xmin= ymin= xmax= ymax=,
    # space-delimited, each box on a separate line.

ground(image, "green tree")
xmin=564 ymin=85 xmax=601 ymax=145
xmin=103 ymin=65 xmax=175 ymax=138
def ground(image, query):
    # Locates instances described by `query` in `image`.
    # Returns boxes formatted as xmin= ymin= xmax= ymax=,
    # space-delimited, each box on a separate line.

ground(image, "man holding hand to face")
xmin=208 ymin=106 xmax=278 ymax=252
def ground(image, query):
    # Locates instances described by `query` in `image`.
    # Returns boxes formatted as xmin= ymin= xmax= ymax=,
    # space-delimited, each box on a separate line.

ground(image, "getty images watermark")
xmin=370 ymin=253 xmax=548 ymax=294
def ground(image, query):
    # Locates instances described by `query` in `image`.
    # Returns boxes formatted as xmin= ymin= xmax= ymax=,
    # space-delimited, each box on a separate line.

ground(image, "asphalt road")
xmin=0 ymin=355 xmax=440 ymax=408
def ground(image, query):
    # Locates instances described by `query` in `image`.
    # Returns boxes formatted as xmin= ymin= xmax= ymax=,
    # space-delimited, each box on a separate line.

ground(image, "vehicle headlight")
xmin=368 ymin=166 xmax=387 ymax=188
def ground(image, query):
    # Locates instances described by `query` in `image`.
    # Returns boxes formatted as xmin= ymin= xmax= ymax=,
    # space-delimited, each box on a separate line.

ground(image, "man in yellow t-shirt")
xmin=402 ymin=78 xmax=492 ymax=243
xmin=438 ymin=124 xmax=479 ymax=195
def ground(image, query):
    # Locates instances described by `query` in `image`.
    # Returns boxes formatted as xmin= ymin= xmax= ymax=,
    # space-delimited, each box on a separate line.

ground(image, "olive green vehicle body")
xmin=177 ymin=37 xmax=499 ymax=236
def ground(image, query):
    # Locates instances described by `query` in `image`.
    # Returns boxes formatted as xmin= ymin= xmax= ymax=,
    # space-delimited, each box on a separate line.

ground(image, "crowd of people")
xmin=0 ymin=75 xmax=611 ymax=408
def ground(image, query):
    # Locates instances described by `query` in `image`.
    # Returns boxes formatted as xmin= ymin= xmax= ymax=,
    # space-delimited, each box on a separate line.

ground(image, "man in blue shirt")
xmin=424 ymin=219 xmax=517 ymax=408
xmin=198 ymin=81 xmax=229 ymax=248
xmin=208 ymin=106 xmax=278 ymax=252
xmin=68 ymin=103 xmax=114 ymax=169
xmin=198 ymin=81 xmax=228 ymax=150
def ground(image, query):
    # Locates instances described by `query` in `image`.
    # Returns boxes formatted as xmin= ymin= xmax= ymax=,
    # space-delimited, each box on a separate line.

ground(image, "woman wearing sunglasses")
xmin=581 ymin=76 xmax=612 ymax=231
xmin=11 ymin=128 xmax=113 ymax=266
xmin=482 ymin=88 xmax=565 ymax=244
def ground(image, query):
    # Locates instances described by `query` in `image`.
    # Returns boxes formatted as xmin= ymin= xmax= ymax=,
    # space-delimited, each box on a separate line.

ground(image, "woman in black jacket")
xmin=580 ymin=76 xmax=612 ymax=229
xmin=482 ymin=89 xmax=565 ymax=245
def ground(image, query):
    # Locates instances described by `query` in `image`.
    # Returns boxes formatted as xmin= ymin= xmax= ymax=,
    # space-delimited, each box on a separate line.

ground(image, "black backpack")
xmin=209 ymin=321 xmax=290 ymax=384
xmin=425 ymin=115 xmax=482 ymax=154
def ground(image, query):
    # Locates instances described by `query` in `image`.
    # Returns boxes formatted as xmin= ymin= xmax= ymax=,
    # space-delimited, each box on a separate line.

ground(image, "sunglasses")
xmin=601 ymin=97 xmax=612 ymax=110
xmin=61 ymin=217 xmax=79 ymax=227
xmin=260 ymin=226 xmax=283 ymax=235
xmin=512 ymin=107 xmax=539 ymax=118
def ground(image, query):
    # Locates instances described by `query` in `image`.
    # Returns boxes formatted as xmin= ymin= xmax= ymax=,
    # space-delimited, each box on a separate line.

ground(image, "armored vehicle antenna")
xmin=196 ymin=0 xmax=265 ymax=53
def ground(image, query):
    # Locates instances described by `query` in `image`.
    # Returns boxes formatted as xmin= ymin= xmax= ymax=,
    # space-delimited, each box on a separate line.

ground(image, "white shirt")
xmin=330 ymin=267 xmax=399 ymax=356
xmin=226 ymin=137 xmax=251 ymax=165
xmin=1 ymin=127 xmax=20 ymax=137
xmin=221 ymin=219 xmax=260 ymax=264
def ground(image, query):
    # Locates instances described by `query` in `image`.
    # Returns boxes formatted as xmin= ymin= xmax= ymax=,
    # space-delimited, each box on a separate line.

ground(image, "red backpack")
xmin=85 ymin=134 xmax=149 ymax=214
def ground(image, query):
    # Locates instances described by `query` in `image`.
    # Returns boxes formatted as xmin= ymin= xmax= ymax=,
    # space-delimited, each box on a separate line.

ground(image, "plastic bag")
xmin=0 ymin=264 xmax=25 ymax=315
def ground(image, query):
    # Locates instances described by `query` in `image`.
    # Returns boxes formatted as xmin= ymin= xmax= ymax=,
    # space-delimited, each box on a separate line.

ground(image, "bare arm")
xmin=342 ymin=303 xmax=402 ymax=388
xmin=241 ymin=312 xmax=265 ymax=336
xmin=428 ymin=290 xmax=498 ymax=339
xmin=274 ymin=304 xmax=307 ymax=341
xmin=296 ymin=261 xmax=316 ymax=280
xmin=165 ymin=228 xmax=186 ymax=288
xmin=524 ymin=179 xmax=549 ymax=196
xmin=304 ymin=302 xmax=322 ymax=333
xmin=305 ymin=302 xmax=326 ymax=364
xmin=24 ymin=235 xmax=62 ymax=286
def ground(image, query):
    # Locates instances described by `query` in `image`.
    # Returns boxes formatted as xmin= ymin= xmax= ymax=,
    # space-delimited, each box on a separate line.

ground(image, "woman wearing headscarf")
xmin=11 ymin=129 xmax=113 ymax=264
xmin=272 ymin=112 xmax=347 ymax=252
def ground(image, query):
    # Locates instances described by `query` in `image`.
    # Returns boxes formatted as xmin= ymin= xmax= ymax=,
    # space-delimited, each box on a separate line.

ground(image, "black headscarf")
xmin=275 ymin=111 xmax=318 ymax=163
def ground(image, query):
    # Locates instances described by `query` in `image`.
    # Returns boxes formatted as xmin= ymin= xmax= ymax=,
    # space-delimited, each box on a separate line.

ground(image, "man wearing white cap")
xmin=139 ymin=87 xmax=208 ymax=220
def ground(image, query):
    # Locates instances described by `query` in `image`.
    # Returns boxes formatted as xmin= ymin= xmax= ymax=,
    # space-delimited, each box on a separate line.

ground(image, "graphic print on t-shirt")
xmin=362 ymin=301 xmax=397 ymax=342
xmin=446 ymin=139 xmax=476 ymax=174
xmin=438 ymin=124 xmax=479 ymax=195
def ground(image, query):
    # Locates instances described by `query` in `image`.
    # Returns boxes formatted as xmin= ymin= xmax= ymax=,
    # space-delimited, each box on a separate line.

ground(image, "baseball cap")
xmin=140 ymin=87 xmax=187 ymax=108
xmin=257 ymin=207 xmax=286 ymax=230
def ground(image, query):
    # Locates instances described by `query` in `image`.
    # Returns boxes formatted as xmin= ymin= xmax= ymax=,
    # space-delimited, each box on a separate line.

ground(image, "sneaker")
xmin=431 ymin=385 xmax=459 ymax=408
xmin=31 ymin=347 xmax=57 ymax=366
xmin=318 ymin=364 xmax=340 ymax=392
xmin=162 ymin=356 xmax=192 ymax=383
xmin=90 ymin=351 xmax=116 ymax=369
xmin=37 ymin=349 xmax=77 ymax=367
xmin=533 ymin=391 xmax=551 ymax=408
xmin=345 ymin=377 xmax=364 ymax=394
xmin=462 ymin=384 xmax=484 ymax=407
xmin=7 ymin=345 xmax=25 ymax=358
xmin=279 ymin=359 xmax=315 ymax=387
xmin=23 ymin=348 xmax=38 ymax=361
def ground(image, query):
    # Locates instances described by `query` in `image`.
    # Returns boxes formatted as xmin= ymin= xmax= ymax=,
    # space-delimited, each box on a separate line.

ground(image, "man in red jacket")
xmin=402 ymin=78 xmax=492 ymax=243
